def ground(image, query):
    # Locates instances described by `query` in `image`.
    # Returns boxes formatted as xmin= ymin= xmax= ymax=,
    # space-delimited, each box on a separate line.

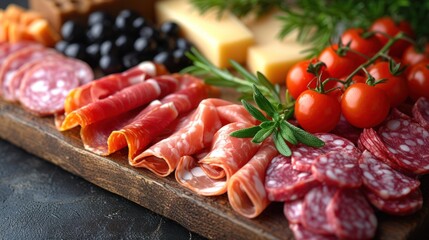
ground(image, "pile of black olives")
xmin=56 ymin=9 xmax=194 ymax=75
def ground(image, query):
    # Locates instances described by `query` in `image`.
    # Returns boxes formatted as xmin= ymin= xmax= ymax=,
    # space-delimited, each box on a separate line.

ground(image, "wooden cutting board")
xmin=1 ymin=99 xmax=428 ymax=240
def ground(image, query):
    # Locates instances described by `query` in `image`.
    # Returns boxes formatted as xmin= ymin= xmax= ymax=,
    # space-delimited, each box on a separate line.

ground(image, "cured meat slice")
xmin=330 ymin=115 xmax=362 ymax=146
xmin=265 ymin=155 xmax=318 ymax=202
xmin=227 ymin=139 xmax=278 ymax=218
xmin=365 ymin=189 xmax=423 ymax=216
xmin=131 ymin=99 xmax=224 ymax=177
xmin=289 ymin=224 xmax=338 ymax=240
xmin=291 ymin=133 xmax=360 ymax=172
xmin=216 ymin=104 xmax=258 ymax=125
xmin=327 ymin=188 xmax=377 ymax=240
xmin=0 ymin=44 xmax=46 ymax=98
xmin=175 ymin=122 xmax=260 ymax=196
xmin=301 ymin=185 xmax=336 ymax=235
xmin=7 ymin=53 xmax=63 ymax=101
xmin=378 ymin=109 xmax=429 ymax=174
xmin=60 ymin=75 xmax=178 ymax=130
xmin=359 ymin=150 xmax=420 ymax=199
xmin=18 ymin=61 xmax=79 ymax=116
xmin=0 ymin=41 xmax=37 ymax=65
xmin=312 ymin=151 xmax=362 ymax=188
xmin=107 ymin=77 xmax=208 ymax=159
xmin=283 ymin=199 xmax=304 ymax=224
xmin=412 ymin=97 xmax=429 ymax=130
xmin=63 ymin=61 xmax=165 ymax=115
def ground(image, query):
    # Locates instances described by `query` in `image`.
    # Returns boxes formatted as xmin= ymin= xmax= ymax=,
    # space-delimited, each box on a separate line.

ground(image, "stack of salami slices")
xmin=0 ymin=41 xmax=93 ymax=116
xmin=265 ymin=98 xmax=429 ymax=240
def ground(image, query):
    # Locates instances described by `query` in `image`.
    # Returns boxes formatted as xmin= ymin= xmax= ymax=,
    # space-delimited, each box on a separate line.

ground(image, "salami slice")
xmin=359 ymin=150 xmax=420 ymax=199
xmin=312 ymin=151 xmax=362 ymax=188
xmin=365 ymin=188 xmax=423 ymax=216
xmin=378 ymin=109 xmax=429 ymax=174
xmin=265 ymin=155 xmax=318 ymax=202
xmin=283 ymin=199 xmax=304 ymax=224
xmin=330 ymin=115 xmax=362 ymax=146
xmin=18 ymin=62 xmax=79 ymax=116
xmin=301 ymin=185 xmax=337 ymax=235
xmin=291 ymin=133 xmax=360 ymax=172
xmin=412 ymin=97 xmax=429 ymax=130
xmin=289 ymin=223 xmax=338 ymax=240
xmin=327 ymin=188 xmax=377 ymax=240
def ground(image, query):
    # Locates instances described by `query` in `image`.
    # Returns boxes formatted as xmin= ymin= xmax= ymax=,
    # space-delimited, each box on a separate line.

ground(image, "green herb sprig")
xmin=182 ymin=48 xmax=324 ymax=156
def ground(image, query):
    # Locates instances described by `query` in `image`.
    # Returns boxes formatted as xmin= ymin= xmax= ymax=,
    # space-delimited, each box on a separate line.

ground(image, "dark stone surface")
xmin=0 ymin=139 xmax=206 ymax=240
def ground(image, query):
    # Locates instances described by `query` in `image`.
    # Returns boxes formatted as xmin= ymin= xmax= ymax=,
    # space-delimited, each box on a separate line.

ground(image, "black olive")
xmin=115 ymin=34 xmax=135 ymax=53
xmin=87 ymin=22 xmax=113 ymax=42
xmin=176 ymin=38 xmax=193 ymax=50
xmin=100 ymin=40 xmax=119 ymax=57
xmin=132 ymin=17 xmax=147 ymax=31
xmin=99 ymin=55 xmax=124 ymax=75
xmin=115 ymin=9 xmax=140 ymax=33
xmin=153 ymin=51 xmax=176 ymax=72
xmin=122 ymin=52 xmax=144 ymax=69
xmin=160 ymin=21 xmax=180 ymax=38
xmin=157 ymin=37 xmax=176 ymax=52
xmin=64 ymin=43 xmax=87 ymax=61
xmin=87 ymin=11 xmax=113 ymax=26
xmin=134 ymin=37 xmax=157 ymax=55
xmin=139 ymin=26 xmax=159 ymax=41
xmin=55 ymin=40 xmax=68 ymax=54
xmin=85 ymin=43 xmax=101 ymax=67
xmin=61 ymin=20 xmax=86 ymax=42
xmin=173 ymin=48 xmax=192 ymax=70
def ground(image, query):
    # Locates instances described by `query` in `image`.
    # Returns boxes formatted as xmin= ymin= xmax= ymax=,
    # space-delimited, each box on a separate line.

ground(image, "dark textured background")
xmin=0 ymin=1 xmax=205 ymax=239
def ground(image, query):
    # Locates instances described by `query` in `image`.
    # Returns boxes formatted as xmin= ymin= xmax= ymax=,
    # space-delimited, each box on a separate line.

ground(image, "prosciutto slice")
xmin=63 ymin=62 xmax=166 ymax=115
xmin=175 ymin=122 xmax=260 ymax=196
xmin=60 ymin=75 xmax=179 ymax=131
xmin=107 ymin=75 xmax=208 ymax=159
xmin=131 ymin=98 xmax=224 ymax=177
xmin=227 ymin=139 xmax=278 ymax=218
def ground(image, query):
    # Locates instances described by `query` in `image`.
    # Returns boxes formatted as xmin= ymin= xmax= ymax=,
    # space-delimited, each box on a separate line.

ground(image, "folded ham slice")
xmin=227 ymin=139 xmax=278 ymax=218
xmin=60 ymin=75 xmax=178 ymax=131
xmin=175 ymin=122 xmax=260 ymax=196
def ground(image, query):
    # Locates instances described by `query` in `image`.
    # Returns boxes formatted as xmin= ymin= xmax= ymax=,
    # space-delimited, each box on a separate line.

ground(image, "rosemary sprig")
xmin=183 ymin=48 xmax=324 ymax=156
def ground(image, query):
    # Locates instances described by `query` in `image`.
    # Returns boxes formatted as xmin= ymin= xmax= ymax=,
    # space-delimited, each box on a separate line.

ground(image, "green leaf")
xmin=279 ymin=121 xmax=298 ymax=145
xmin=273 ymin=130 xmax=292 ymax=156
xmin=256 ymin=72 xmax=279 ymax=101
xmin=230 ymin=126 xmax=261 ymax=138
xmin=241 ymin=100 xmax=268 ymax=122
xmin=204 ymin=77 xmax=238 ymax=87
xmin=252 ymin=127 xmax=274 ymax=143
xmin=284 ymin=121 xmax=325 ymax=147
xmin=260 ymin=121 xmax=276 ymax=129
xmin=253 ymin=85 xmax=276 ymax=117
xmin=230 ymin=60 xmax=258 ymax=83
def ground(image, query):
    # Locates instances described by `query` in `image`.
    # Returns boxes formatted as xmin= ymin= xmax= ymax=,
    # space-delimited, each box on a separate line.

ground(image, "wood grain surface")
xmin=1 ymin=99 xmax=429 ymax=240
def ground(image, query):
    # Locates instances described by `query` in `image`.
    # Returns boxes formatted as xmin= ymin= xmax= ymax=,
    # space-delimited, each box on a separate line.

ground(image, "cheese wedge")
xmin=155 ymin=0 xmax=254 ymax=68
xmin=245 ymin=11 xmax=309 ymax=84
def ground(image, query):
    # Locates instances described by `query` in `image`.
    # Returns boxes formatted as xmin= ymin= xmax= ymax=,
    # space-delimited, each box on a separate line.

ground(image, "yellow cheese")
xmin=245 ymin=11 xmax=309 ymax=84
xmin=155 ymin=0 xmax=254 ymax=68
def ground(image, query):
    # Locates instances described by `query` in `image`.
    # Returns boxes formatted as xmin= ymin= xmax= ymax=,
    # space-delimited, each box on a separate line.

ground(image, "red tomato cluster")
xmin=286 ymin=16 xmax=428 ymax=133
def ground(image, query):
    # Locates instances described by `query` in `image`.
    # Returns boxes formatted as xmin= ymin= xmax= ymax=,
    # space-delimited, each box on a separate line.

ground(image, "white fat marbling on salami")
xmin=365 ymin=189 xmax=423 ymax=216
xmin=265 ymin=155 xmax=318 ymax=202
xmin=289 ymin=223 xmax=338 ymax=240
xmin=359 ymin=151 xmax=420 ymax=199
xmin=312 ymin=151 xmax=362 ymax=188
xmin=413 ymin=97 xmax=429 ymax=130
xmin=283 ymin=199 xmax=304 ymax=224
xmin=327 ymin=189 xmax=377 ymax=239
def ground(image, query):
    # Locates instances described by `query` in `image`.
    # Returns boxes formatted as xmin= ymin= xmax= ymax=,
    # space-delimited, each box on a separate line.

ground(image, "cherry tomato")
xmin=402 ymin=43 xmax=429 ymax=67
xmin=406 ymin=61 xmax=429 ymax=101
xmin=294 ymin=90 xmax=341 ymax=133
xmin=341 ymin=83 xmax=390 ymax=128
xmin=286 ymin=59 xmax=332 ymax=100
xmin=369 ymin=61 xmax=409 ymax=107
xmin=340 ymin=28 xmax=382 ymax=64
xmin=318 ymin=44 xmax=360 ymax=78
xmin=369 ymin=17 xmax=414 ymax=58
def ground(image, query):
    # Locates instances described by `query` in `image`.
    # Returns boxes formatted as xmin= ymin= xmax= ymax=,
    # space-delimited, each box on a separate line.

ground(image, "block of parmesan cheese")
xmin=155 ymin=0 xmax=254 ymax=68
xmin=245 ymin=11 xmax=309 ymax=84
